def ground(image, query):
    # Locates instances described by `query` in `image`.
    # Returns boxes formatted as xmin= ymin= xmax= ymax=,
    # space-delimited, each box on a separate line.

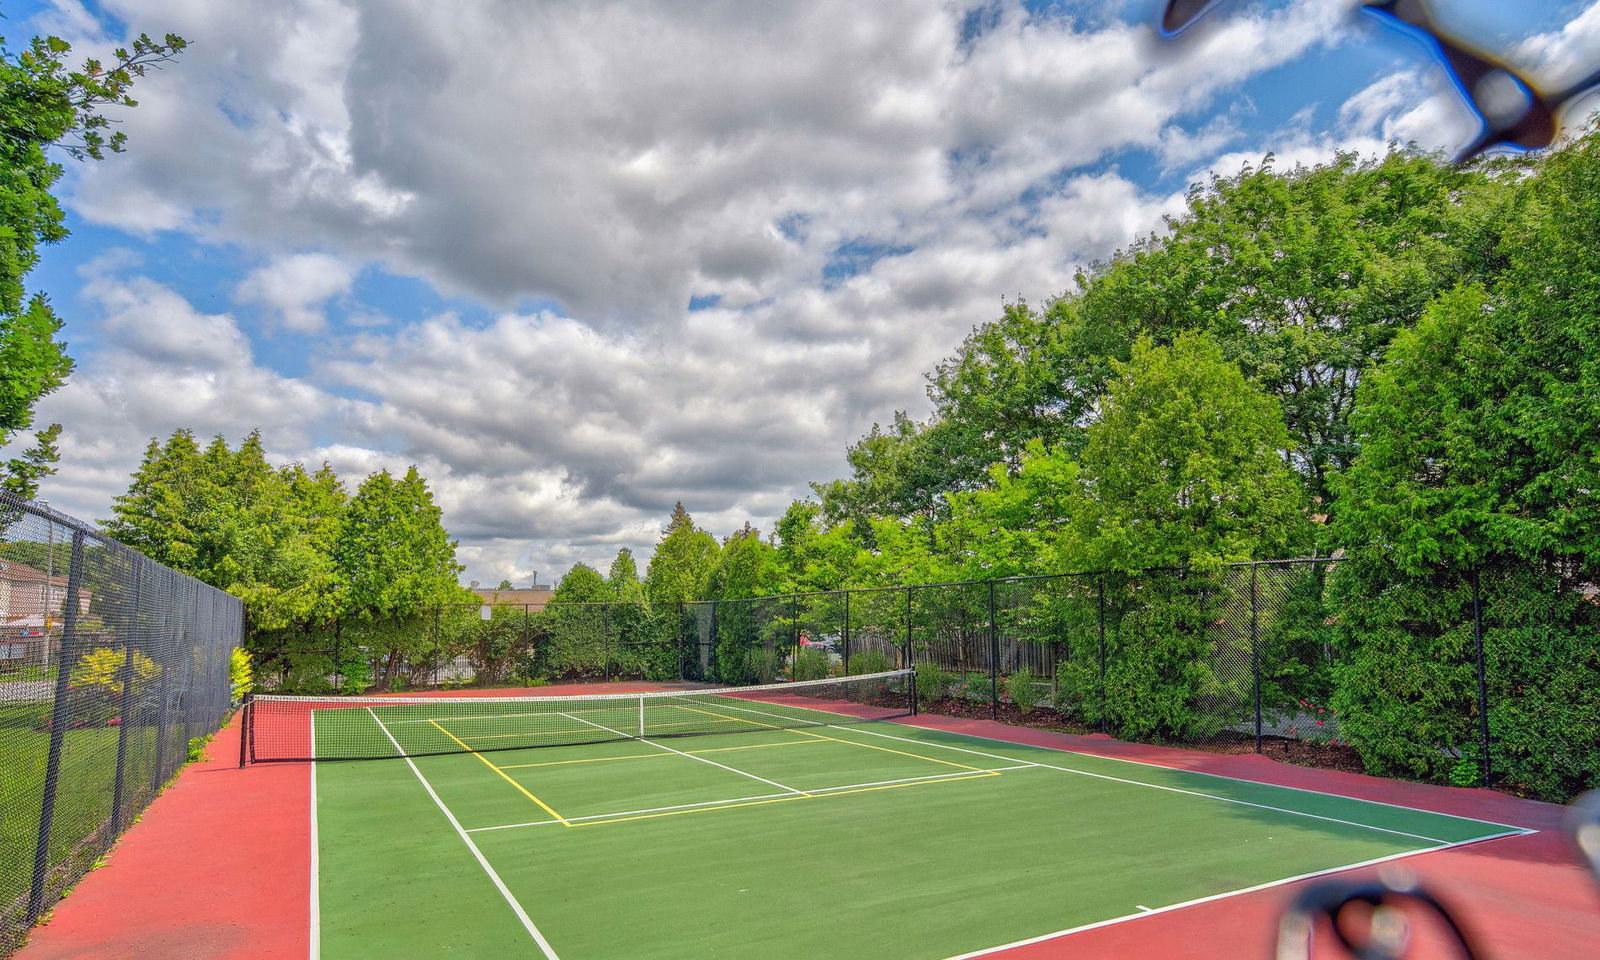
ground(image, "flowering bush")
xmin=1288 ymin=697 xmax=1340 ymax=748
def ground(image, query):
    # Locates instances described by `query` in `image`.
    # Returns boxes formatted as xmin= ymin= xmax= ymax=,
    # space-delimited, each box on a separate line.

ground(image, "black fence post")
xmin=675 ymin=601 xmax=685 ymax=680
xmin=1251 ymin=563 xmax=1262 ymax=754
xmin=333 ymin=617 xmax=343 ymax=694
xmin=110 ymin=644 xmax=136 ymax=828
xmin=431 ymin=606 xmax=442 ymax=687
xmin=1472 ymin=567 xmax=1491 ymax=788
xmin=603 ymin=603 xmax=613 ymax=682
xmin=791 ymin=594 xmax=800 ymax=677
xmin=1096 ymin=575 xmax=1107 ymax=733
xmin=708 ymin=600 xmax=718 ymax=683
xmin=842 ymin=591 xmax=851 ymax=675
xmin=111 ymin=562 xmax=143 ymax=830
xmin=904 ymin=586 xmax=913 ymax=671
xmin=28 ymin=529 xmax=85 ymax=923
xmin=987 ymin=579 xmax=999 ymax=720
xmin=906 ymin=587 xmax=918 ymax=715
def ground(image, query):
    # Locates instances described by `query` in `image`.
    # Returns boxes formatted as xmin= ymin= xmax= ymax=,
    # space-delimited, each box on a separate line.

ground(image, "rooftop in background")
xmin=471 ymin=585 xmax=555 ymax=611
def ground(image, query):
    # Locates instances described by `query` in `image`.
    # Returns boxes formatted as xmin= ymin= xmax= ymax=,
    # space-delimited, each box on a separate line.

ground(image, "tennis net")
xmin=241 ymin=669 xmax=914 ymax=764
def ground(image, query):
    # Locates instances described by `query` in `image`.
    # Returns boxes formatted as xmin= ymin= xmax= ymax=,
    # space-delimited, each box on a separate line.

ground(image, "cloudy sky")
xmin=6 ymin=0 xmax=1598 ymax=586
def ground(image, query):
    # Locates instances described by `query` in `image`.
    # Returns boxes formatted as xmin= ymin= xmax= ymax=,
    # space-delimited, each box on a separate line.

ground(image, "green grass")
xmin=0 ymin=664 xmax=52 ymax=683
xmin=312 ymin=696 xmax=1521 ymax=960
xmin=0 ymin=702 xmax=175 ymax=930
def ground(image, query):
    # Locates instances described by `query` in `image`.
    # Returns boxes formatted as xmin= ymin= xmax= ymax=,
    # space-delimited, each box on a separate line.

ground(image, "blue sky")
xmin=5 ymin=0 xmax=1598 ymax=583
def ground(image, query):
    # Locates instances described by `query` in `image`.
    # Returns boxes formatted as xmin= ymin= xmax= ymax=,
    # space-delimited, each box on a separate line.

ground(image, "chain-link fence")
xmin=0 ymin=494 xmax=243 ymax=952
xmin=244 ymin=555 xmax=1598 ymax=803
xmin=248 ymin=600 xmax=687 ymax=694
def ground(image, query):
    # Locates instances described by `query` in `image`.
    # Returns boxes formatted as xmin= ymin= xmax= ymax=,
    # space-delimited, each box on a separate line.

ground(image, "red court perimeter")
xmin=15 ymin=682 xmax=1599 ymax=960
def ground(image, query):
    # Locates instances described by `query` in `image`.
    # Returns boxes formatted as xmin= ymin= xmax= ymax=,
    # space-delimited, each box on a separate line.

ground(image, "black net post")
xmin=238 ymin=694 xmax=253 ymax=768
xmin=987 ymin=579 xmax=999 ymax=720
xmin=27 ymin=529 xmax=84 ymax=923
xmin=1251 ymin=563 xmax=1262 ymax=754
xmin=1096 ymin=574 xmax=1107 ymax=733
xmin=1472 ymin=567 xmax=1491 ymax=788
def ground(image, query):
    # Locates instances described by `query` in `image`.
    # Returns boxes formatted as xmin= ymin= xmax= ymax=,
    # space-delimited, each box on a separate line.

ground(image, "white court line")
xmin=558 ymin=711 xmax=807 ymax=796
xmin=696 ymin=696 xmax=1535 ymax=834
xmin=937 ymin=829 xmax=1531 ymax=960
xmin=308 ymin=712 xmax=320 ymax=960
xmin=465 ymin=765 xmax=1038 ymax=833
xmin=365 ymin=708 xmax=561 ymax=960
xmin=707 ymin=700 xmax=1524 ymax=846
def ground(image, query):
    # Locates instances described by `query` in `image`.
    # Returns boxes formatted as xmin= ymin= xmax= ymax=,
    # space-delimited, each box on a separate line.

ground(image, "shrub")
xmin=914 ymin=662 xmax=952 ymax=702
xmin=70 ymin=646 xmax=158 ymax=697
xmin=1006 ymin=669 xmax=1042 ymax=713
xmin=845 ymin=649 xmax=892 ymax=676
xmin=792 ymin=647 xmax=831 ymax=681
xmin=230 ymin=647 xmax=254 ymax=701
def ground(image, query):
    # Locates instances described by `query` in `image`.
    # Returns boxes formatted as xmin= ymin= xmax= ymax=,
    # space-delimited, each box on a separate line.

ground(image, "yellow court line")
xmin=571 ymin=770 xmax=1000 ymax=828
xmin=426 ymin=719 xmax=573 ymax=827
xmin=670 ymin=703 xmax=986 ymax=772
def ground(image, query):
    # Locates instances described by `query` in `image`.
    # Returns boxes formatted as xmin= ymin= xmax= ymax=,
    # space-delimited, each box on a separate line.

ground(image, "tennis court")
xmin=243 ymin=672 xmax=1528 ymax=960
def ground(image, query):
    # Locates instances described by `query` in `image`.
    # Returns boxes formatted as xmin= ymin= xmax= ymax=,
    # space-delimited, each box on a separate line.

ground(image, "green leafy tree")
xmin=939 ymin=441 xmax=1080 ymax=580
xmin=333 ymin=466 xmax=467 ymax=688
xmin=1329 ymin=128 xmax=1600 ymax=798
xmin=772 ymin=500 xmax=864 ymax=593
xmin=0 ymin=28 xmax=186 ymax=497
xmin=706 ymin=523 xmax=778 ymax=601
xmin=1064 ymin=333 xmax=1307 ymax=574
xmin=533 ymin=564 xmax=610 ymax=677
xmin=643 ymin=502 xmax=720 ymax=603
xmin=817 ymin=150 xmax=1509 ymax=536
xmin=1054 ymin=334 xmax=1307 ymax=741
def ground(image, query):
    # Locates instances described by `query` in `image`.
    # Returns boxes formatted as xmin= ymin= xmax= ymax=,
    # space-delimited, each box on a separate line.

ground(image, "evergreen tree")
xmin=643 ymin=502 xmax=720 ymax=603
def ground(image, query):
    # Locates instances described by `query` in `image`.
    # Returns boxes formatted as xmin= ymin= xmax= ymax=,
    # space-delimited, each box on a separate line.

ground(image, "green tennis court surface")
xmin=309 ymin=691 xmax=1525 ymax=960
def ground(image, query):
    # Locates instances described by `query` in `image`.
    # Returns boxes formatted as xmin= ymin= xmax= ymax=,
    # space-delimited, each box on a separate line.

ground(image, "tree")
xmin=606 ymin=548 xmax=641 ymax=598
xmin=1052 ymin=333 xmax=1308 ymax=741
xmin=105 ymin=430 xmax=207 ymax=570
xmin=1327 ymin=130 xmax=1600 ymax=797
xmin=1064 ymin=333 xmax=1307 ymax=574
xmin=772 ymin=500 xmax=863 ymax=593
xmin=332 ymin=466 xmax=466 ymax=688
xmin=816 ymin=150 xmax=1510 ymax=535
xmin=0 ymin=28 xmax=186 ymax=497
xmin=495 ymin=579 xmax=514 ymax=590
xmin=705 ymin=523 xmax=777 ymax=601
xmin=643 ymin=502 xmax=720 ymax=603
xmin=553 ymin=563 xmax=607 ymax=602
xmin=939 ymin=442 xmax=1080 ymax=580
